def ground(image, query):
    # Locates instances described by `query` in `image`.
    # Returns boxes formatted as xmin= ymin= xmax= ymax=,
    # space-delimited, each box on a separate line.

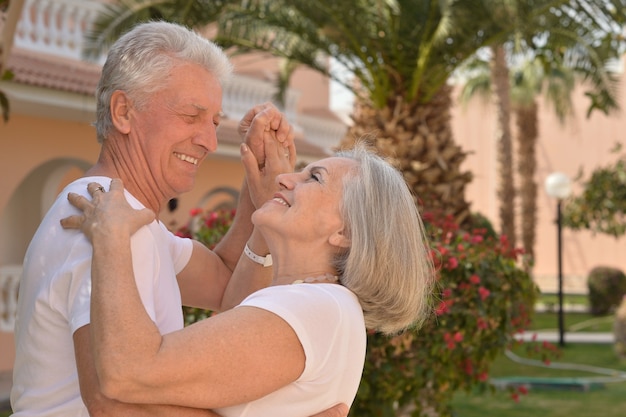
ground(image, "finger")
xmin=60 ymin=214 xmax=85 ymax=230
xmin=244 ymin=116 xmax=269 ymax=165
xmin=271 ymin=113 xmax=291 ymax=143
xmin=241 ymin=143 xmax=261 ymax=181
xmin=87 ymin=182 xmax=106 ymax=197
xmin=286 ymin=137 xmax=297 ymax=168
xmin=238 ymin=103 xmax=267 ymax=137
xmin=263 ymin=132 xmax=282 ymax=163
xmin=280 ymin=123 xmax=295 ymax=148
xmin=67 ymin=192 xmax=92 ymax=210
xmin=137 ymin=208 xmax=157 ymax=225
xmin=109 ymin=178 xmax=125 ymax=192
xmin=240 ymin=143 xmax=263 ymax=207
xmin=255 ymin=104 xmax=287 ymax=143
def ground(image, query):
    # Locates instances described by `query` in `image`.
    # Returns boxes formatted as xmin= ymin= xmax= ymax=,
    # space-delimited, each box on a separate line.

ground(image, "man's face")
xmin=127 ymin=62 xmax=223 ymax=201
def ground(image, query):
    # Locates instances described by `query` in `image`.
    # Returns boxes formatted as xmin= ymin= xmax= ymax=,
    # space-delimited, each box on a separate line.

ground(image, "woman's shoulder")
xmin=240 ymin=284 xmax=364 ymax=328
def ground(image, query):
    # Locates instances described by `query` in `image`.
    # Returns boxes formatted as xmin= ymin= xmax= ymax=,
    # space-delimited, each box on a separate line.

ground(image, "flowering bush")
xmin=352 ymin=212 xmax=541 ymax=417
xmin=176 ymin=207 xmax=546 ymax=416
xmin=176 ymin=207 xmax=236 ymax=324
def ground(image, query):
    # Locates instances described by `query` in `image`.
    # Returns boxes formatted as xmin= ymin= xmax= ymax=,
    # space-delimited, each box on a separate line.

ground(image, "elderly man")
xmin=11 ymin=21 xmax=347 ymax=417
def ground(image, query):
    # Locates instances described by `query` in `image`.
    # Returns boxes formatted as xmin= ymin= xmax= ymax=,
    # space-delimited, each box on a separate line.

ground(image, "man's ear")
xmin=110 ymin=90 xmax=132 ymax=134
xmin=329 ymin=228 xmax=351 ymax=249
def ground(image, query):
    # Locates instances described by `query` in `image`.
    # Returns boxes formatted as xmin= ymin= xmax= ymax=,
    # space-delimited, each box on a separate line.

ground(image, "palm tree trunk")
xmin=516 ymin=102 xmax=538 ymax=266
xmin=341 ymin=85 xmax=472 ymax=225
xmin=491 ymin=44 xmax=516 ymax=247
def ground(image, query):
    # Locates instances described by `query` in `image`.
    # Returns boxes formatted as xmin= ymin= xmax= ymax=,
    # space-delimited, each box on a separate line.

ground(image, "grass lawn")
xmin=537 ymin=292 xmax=589 ymax=307
xmin=530 ymin=312 xmax=614 ymax=332
xmin=450 ymin=343 xmax=626 ymax=417
xmin=532 ymin=291 xmax=616 ymax=332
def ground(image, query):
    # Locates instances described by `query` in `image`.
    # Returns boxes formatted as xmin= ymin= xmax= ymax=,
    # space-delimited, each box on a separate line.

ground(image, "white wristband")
xmin=244 ymin=244 xmax=273 ymax=267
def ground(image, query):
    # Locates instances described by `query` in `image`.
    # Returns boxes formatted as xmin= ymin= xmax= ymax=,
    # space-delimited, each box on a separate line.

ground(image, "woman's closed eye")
xmin=307 ymin=166 xmax=327 ymax=183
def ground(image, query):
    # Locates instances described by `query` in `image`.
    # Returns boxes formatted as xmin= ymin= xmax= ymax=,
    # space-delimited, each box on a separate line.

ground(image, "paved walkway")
xmin=516 ymin=331 xmax=614 ymax=344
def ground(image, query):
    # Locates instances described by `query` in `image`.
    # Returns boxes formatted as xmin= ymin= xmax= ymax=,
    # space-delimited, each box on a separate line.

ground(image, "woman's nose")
xmin=276 ymin=172 xmax=297 ymax=189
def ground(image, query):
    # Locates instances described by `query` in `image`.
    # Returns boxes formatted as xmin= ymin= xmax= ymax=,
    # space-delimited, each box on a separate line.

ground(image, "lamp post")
xmin=544 ymin=172 xmax=572 ymax=347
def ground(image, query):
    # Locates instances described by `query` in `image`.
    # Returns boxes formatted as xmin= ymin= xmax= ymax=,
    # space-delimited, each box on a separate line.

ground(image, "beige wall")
xmin=0 ymin=114 xmax=99 ymax=265
xmin=451 ymin=79 xmax=626 ymax=294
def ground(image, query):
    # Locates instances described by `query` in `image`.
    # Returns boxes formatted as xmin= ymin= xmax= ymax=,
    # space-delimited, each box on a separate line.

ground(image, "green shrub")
xmin=351 ymin=212 xmax=541 ymax=417
xmin=176 ymin=208 xmax=546 ymax=417
xmin=587 ymin=266 xmax=626 ymax=316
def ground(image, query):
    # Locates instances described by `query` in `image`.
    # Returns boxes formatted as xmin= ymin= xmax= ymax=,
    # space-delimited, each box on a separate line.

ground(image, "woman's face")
xmin=253 ymin=156 xmax=357 ymax=246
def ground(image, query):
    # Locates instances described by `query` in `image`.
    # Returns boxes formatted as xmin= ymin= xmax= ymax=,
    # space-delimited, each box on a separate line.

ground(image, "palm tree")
xmin=461 ymin=0 xmax=624 ymax=255
xmin=86 ymin=0 xmax=523 ymax=225
xmin=459 ymin=49 xmax=618 ymax=265
xmin=513 ymin=56 xmax=578 ymax=264
xmin=87 ymin=0 xmax=626 ymax=227
xmin=491 ymin=43 xmax=517 ymax=246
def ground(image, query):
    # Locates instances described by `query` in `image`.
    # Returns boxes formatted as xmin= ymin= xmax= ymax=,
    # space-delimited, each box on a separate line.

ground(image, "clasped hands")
xmin=238 ymin=102 xmax=296 ymax=209
xmin=60 ymin=102 xmax=296 ymax=236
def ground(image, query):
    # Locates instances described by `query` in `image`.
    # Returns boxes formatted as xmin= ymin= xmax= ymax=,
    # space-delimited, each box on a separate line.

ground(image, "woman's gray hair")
xmin=94 ymin=21 xmax=233 ymax=143
xmin=334 ymin=144 xmax=435 ymax=335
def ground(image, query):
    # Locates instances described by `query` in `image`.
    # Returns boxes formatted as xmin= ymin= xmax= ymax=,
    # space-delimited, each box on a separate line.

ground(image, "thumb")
xmin=241 ymin=143 xmax=261 ymax=181
xmin=137 ymin=208 xmax=156 ymax=226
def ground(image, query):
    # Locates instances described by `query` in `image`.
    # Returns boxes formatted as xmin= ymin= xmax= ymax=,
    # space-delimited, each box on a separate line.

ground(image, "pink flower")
xmin=435 ymin=300 xmax=451 ymax=315
xmin=205 ymin=212 xmax=218 ymax=228
xmin=453 ymin=332 xmax=463 ymax=342
xmin=469 ymin=274 xmax=481 ymax=284
xmin=446 ymin=257 xmax=459 ymax=270
xmin=471 ymin=235 xmax=484 ymax=244
xmin=189 ymin=208 xmax=203 ymax=217
xmin=443 ymin=333 xmax=456 ymax=349
xmin=478 ymin=286 xmax=490 ymax=301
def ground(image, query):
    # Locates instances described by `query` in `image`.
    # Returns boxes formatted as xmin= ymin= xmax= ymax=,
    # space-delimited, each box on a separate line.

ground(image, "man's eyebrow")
xmin=191 ymin=104 xmax=208 ymax=111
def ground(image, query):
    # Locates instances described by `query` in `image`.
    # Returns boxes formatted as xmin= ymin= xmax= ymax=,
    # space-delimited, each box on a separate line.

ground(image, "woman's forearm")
xmin=90 ymin=227 xmax=163 ymax=399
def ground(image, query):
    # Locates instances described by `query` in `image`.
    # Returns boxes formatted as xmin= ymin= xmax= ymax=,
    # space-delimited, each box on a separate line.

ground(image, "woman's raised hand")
xmin=60 ymin=179 xmax=155 ymax=242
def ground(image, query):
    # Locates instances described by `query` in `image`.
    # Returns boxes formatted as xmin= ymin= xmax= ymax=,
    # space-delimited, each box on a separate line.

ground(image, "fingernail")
xmin=241 ymin=143 xmax=249 ymax=153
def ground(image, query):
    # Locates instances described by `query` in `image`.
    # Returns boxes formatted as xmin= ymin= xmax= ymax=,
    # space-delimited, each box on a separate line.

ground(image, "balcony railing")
xmin=10 ymin=0 xmax=346 ymax=136
xmin=14 ymin=0 xmax=105 ymax=61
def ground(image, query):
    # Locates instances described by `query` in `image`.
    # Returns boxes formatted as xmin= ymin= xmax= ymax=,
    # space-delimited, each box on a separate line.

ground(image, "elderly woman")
xmin=62 ymin=143 xmax=435 ymax=417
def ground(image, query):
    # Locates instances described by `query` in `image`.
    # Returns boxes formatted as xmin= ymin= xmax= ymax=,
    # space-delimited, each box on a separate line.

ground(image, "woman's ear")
xmin=329 ymin=228 xmax=351 ymax=249
xmin=110 ymin=90 xmax=132 ymax=134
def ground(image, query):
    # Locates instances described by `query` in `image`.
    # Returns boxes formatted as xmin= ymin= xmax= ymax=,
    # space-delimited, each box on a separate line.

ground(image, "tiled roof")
xmin=7 ymin=48 xmax=100 ymax=96
xmin=5 ymin=48 xmax=330 ymax=158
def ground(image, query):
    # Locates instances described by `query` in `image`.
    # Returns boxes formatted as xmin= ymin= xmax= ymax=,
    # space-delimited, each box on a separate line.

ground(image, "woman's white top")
xmin=215 ymin=283 xmax=366 ymax=417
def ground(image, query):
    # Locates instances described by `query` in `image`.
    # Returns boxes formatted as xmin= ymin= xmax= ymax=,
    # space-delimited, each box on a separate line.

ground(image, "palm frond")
xmin=83 ymin=0 xmax=231 ymax=59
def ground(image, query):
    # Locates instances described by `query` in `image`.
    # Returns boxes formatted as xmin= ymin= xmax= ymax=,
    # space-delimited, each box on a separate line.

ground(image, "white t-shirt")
xmin=215 ymin=283 xmax=366 ymax=417
xmin=11 ymin=177 xmax=193 ymax=417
